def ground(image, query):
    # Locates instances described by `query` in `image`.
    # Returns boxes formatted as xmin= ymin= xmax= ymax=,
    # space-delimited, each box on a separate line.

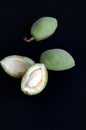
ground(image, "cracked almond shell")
xmin=21 ymin=63 xmax=48 ymax=95
xmin=0 ymin=55 xmax=35 ymax=78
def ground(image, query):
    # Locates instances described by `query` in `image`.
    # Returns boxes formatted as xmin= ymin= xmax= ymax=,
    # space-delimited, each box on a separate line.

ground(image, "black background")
xmin=0 ymin=0 xmax=86 ymax=130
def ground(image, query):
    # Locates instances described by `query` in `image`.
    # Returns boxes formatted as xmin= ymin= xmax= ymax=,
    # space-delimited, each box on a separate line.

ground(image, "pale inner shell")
xmin=5 ymin=59 xmax=29 ymax=74
xmin=26 ymin=69 xmax=42 ymax=89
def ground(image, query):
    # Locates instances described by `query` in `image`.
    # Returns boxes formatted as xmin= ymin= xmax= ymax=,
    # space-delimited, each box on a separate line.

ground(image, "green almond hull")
xmin=40 ymin=49 xmax=75 ymax=71
xmin=30 ymin=17 xmax=58 ymax=41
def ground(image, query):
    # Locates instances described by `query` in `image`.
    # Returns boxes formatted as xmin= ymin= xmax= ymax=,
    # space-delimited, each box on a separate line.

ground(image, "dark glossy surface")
xmin=0 ymin=0 xmax=86 ymax=129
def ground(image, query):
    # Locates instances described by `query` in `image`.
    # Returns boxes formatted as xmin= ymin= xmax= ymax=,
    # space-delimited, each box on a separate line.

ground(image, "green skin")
xmin=0 ymin=55 xmax=35 ymax=78
xmin=24 ymin=17 xmax=58 ymax=42
xmin=31 ymin=17 xmax=58 ymax=41
xmin=40 ymin=49 xmax=75 ymax=71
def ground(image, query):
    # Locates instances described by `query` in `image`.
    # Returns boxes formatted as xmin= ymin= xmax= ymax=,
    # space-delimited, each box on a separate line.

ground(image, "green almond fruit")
xmin=0 ymin=55 xmax=35 ymax=78
xmin=24 ymin=17 xmax=58 ymax=42
xmin=21 ymin=63 xmax=48 ymax=95
xmin=40 ymin=49 xmax=75 ymax=71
